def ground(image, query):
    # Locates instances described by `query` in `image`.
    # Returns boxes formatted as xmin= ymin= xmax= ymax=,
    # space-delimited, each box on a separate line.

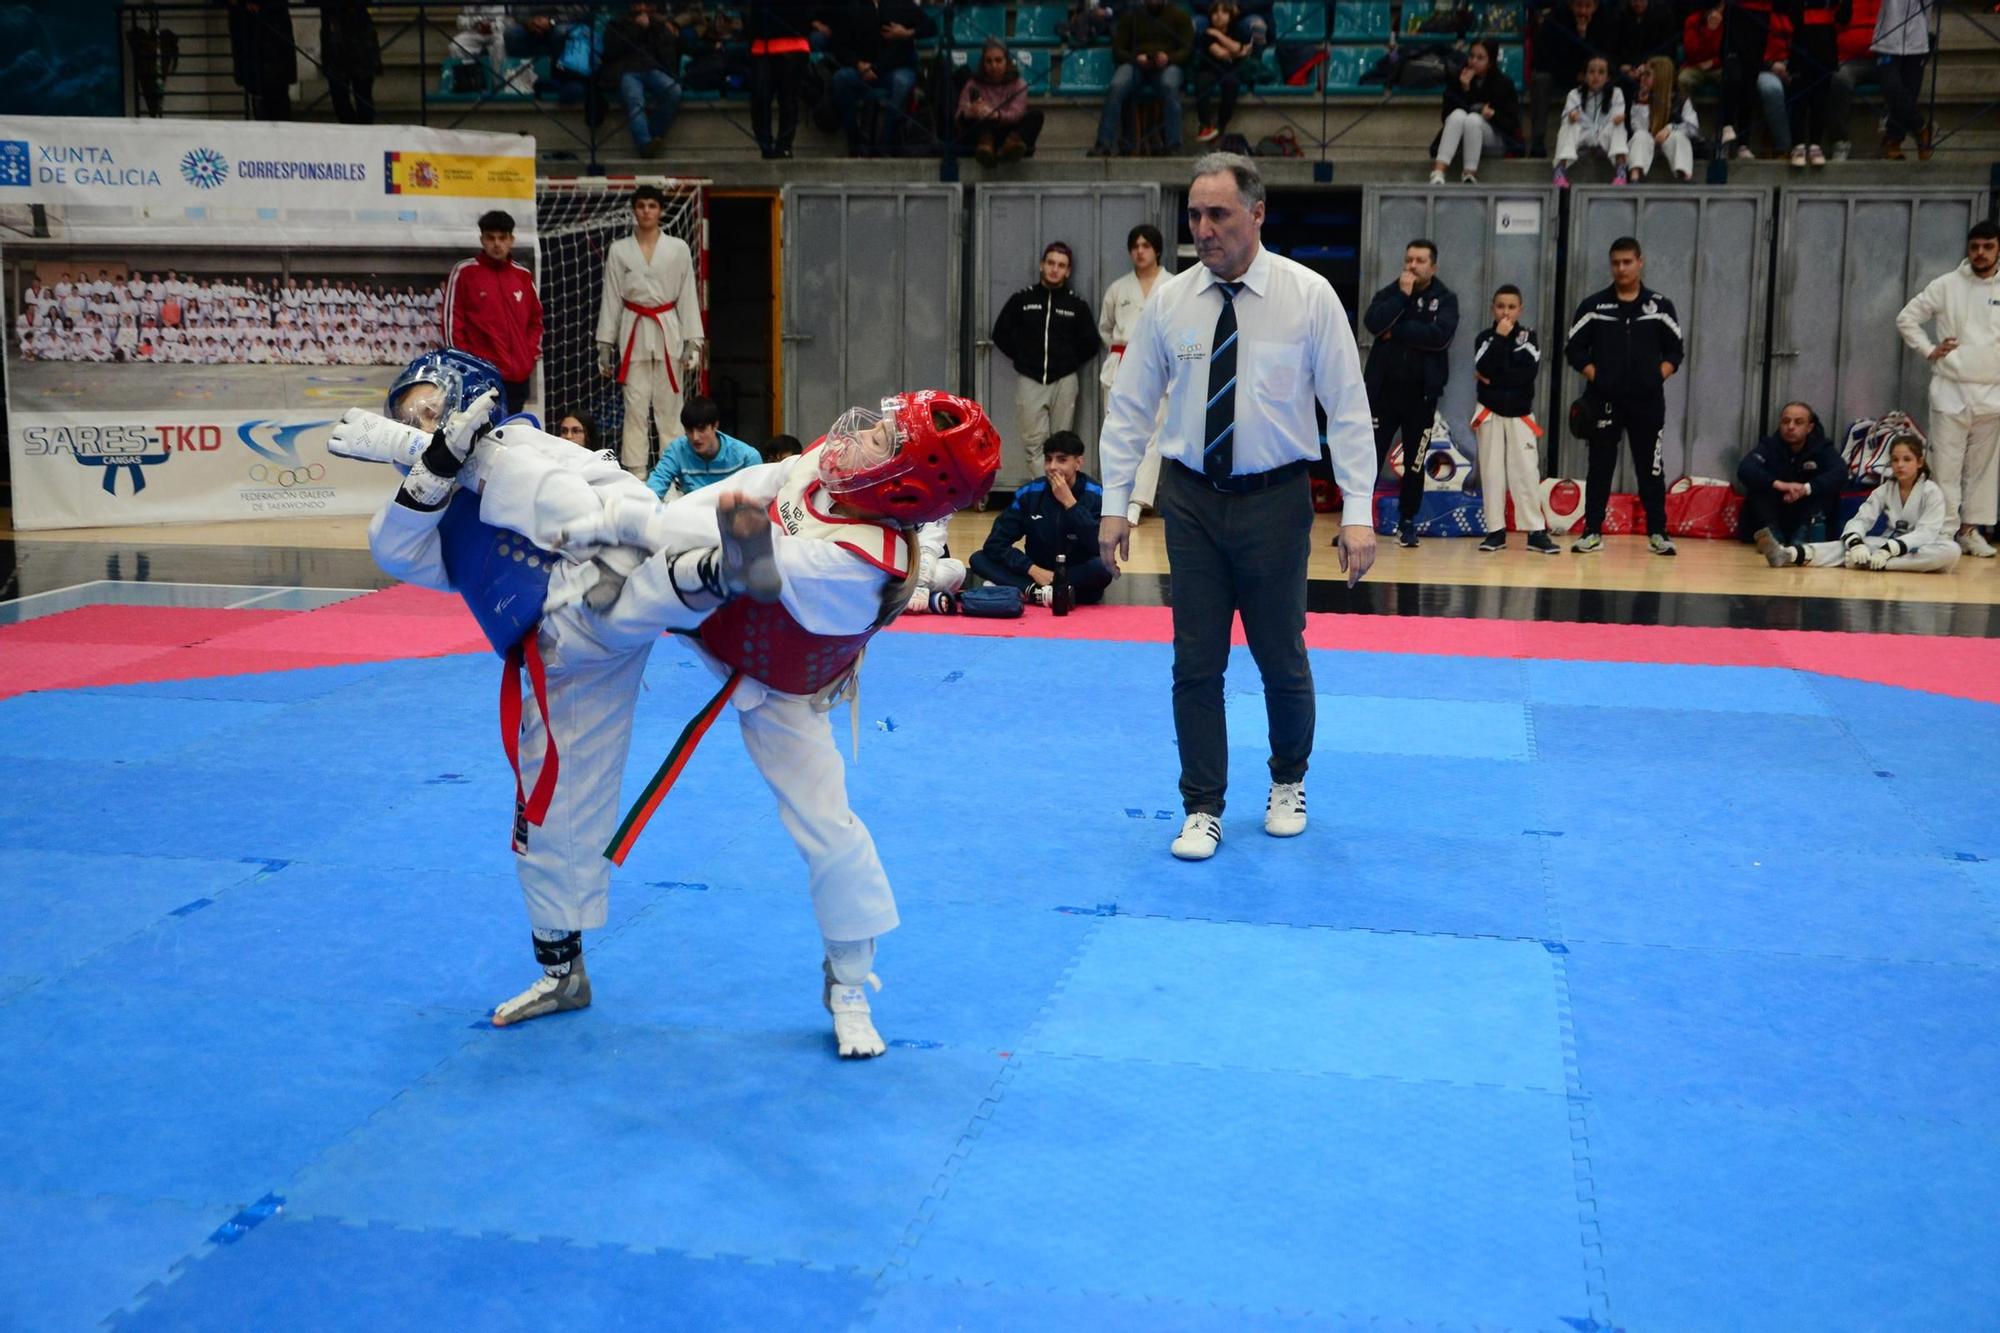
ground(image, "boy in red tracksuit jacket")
xmin=445 ymin=208 xmax=545 ymax=414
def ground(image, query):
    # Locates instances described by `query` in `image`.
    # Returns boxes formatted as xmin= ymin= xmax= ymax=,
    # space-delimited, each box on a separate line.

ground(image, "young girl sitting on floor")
xmin=1553 ymin=56 xmax=1628 ymax=189
xmin=1756 ymin=435 xmax=1961 ymax=573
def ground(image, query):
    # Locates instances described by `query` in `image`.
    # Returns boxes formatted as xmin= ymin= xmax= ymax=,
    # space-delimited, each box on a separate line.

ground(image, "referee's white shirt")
xmin=1099 ymin=243 xmax=1377 ymax=527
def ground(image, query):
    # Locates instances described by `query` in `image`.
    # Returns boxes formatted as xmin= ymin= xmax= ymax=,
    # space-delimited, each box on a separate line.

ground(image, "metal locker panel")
xmin=779 ymin=184 xmax=961 ymax=440
xmin=1359 ymin=186 xmax=1561 ymax=474
xmin=1561 ymin=186 xmax=1771 ymax=484
xmin=1771 ymin=188 xmax=1985 ymax=438
xmin=972 ymin=183 xmax=1164 ymax=487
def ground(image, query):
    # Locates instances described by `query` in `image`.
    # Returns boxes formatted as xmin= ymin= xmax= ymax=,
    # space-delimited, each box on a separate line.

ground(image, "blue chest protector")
xmin=434 ymin=413 xmax=556 ymax=657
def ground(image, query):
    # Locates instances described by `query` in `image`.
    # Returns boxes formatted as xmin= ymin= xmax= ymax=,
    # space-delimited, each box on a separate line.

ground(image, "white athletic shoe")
xmin=1265 ymin=782 xmax=1307 ymax=837
xmin=823 ymin=960 xmax=886 ymax=1059
xmin=1958 ymin=528 xmax=1997 ymax=558
xmin=492 ymin=958 xmax=591 ymax=1027
xmin=1171 ymin=812 xmax=1222 ymax=860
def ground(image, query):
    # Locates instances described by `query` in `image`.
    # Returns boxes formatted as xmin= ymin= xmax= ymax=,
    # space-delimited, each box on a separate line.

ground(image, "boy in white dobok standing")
xmin=596 ymin=185 xmax=707 ymax=480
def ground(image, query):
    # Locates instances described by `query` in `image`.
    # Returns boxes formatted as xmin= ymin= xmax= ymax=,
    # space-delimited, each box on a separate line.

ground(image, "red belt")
xmin=618 ymin=298 xmax=679 ymax=390
xmin=1110 ymin=342 xmax=1127 ymax=356
xmin=501 ymin=631 xmax=559 ymax=847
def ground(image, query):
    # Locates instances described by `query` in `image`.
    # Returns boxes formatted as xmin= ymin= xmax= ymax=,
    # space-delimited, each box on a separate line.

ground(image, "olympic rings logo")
xmin=247 ymin=463 xmax=327 ymax=488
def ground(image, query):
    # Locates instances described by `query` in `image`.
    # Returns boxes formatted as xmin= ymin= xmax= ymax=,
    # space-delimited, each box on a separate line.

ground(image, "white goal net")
xmin=535 ymin=176 xmax=708 ymax=462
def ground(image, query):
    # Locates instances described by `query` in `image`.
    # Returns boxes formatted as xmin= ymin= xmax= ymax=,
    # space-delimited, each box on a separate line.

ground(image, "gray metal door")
xmin=780 ymin=185 xmax=961 ymax=441
xmin=972 ymin=183 xmax=1168 ymax=487
xmin=1561 ymin=186 xmax=1772 ymax=484
xmin=1770 ymin=187 xmax=1987 ymax=439
xmin=1358 ymin=186 xmax=1561 ymax=477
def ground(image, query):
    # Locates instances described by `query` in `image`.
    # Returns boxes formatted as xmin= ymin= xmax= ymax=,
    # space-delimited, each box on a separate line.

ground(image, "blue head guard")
xmin=385 ymin=349 xmax=505 ymax=430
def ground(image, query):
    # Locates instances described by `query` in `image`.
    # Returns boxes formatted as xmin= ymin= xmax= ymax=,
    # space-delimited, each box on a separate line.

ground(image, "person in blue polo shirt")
xmin=645 ymin=395 xmax=762 ymax=497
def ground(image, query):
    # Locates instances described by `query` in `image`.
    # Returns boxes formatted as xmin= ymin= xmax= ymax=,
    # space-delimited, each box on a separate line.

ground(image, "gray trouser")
xmin=1015 ymin=373 xmax=1080 ymax=474
xmin=1157 ymin=460 xmax=1316 ymax=816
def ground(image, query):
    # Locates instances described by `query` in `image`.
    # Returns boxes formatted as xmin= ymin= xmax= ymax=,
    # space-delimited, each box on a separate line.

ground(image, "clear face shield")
xmin=388 ymin=381 xmax=451 ymax=434
xmin=816 ymin=400 xmax=910 ymax=494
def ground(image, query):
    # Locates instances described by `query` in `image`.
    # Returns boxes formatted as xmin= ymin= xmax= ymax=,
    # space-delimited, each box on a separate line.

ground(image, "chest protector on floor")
xmin=698 ymin=469 xmax=916 ymax=695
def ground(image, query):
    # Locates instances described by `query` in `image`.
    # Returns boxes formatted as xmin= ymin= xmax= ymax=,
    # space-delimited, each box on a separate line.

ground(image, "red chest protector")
xmin=697 ymin=466 xmax=914 ymax=695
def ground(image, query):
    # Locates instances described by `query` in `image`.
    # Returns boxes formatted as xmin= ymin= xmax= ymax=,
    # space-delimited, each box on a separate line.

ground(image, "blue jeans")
xmin=1096 ymin=62 xmax=1185 ymax=151
xmin=619 ymin=68 xmax=682 ymax=147
xmin=1755 ymin=71 xmax=1793 ymax=153
xmin=831 ymin=64 xmax=917 ymax=151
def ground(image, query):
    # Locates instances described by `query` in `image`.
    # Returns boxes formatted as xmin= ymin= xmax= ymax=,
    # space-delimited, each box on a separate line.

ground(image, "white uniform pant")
xmin=1437 ymin=109 xmax=1504 ymax=173
xmin=1627 ymin=127 xmax=1693 ymax=179
xmin=1015 ymin=372 xmax=1080 ymax=476
xmin=1926 ymin=398 xmax=2000 ymax=528
xmin=1474 ymin=410 xmax=1548 ymax=533
xmin=1800 ymin=536 xmax=1961 ymax=573
xmin=1554 ymin=119 xmax=1626 ymax=167
xmin=621 ymin=358 xmax=685 ymax=479
xmin=450 ymin=27 xmax=527 ymax=89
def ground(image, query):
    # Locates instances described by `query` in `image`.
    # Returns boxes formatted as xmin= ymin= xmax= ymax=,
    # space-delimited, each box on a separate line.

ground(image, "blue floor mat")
xmin=4 ymin=630 xmax=1997 ymax=1327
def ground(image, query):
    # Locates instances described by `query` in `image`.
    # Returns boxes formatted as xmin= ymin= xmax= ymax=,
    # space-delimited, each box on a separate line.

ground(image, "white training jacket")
xmin=1897 ymin=259 xmax=2000 ymax=414
xmin=1844 ymin=475 xmax=1953 ymax=548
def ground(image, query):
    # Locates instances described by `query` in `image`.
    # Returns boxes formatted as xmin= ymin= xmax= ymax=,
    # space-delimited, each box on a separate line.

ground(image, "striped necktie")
xmin=1203 ymin=281 xmax=1245 ymax=485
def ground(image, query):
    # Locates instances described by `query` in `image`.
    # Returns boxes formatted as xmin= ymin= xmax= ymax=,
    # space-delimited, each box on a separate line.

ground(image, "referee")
xmin=1098 ymin=152 xmax=1377 ymax=863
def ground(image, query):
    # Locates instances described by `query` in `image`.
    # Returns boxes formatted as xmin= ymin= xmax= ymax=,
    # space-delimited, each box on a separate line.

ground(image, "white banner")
xmin=7 ymin=409 xmax=400 ymax=530
xmin=0 ymin=117 xmax=536 ymax=248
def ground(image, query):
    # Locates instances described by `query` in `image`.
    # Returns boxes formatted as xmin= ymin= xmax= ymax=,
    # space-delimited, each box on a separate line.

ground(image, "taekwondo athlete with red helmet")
xmin=330 ymin=351 xmax=1001 ymax=1057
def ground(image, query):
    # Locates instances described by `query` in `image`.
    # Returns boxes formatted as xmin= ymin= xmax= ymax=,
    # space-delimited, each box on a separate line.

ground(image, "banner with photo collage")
xmin=1 ymin=116 xmax=537 ymax=530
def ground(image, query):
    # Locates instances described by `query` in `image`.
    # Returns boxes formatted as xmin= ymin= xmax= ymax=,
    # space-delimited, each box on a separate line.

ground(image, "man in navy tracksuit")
xmin=970 ymin=430 xmax=1114 ymax=605
xmin=1564 ymin=234 xmax=1683 ymax=555
xmin=1736 ymin=400 xmax=1848 ymax=543
xmin=1363 ymin=239 xmax=1459 ymax=547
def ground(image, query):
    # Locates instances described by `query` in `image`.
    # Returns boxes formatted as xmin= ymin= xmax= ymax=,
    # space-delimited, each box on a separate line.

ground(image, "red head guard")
xmin=816 ymin=390 xmax=1000 ymax=525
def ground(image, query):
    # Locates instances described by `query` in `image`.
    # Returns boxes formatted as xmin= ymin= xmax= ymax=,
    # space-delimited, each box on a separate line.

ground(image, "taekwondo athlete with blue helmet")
xmin=331 ymin=350 xmax=1003 ymax=1057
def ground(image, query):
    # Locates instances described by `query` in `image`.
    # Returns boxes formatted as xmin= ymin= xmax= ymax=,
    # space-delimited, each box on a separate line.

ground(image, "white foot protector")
xmin=492 ymin=961 xmax=591 ymax=1027
xmin=822 ymin=960 xmax=886 ymax=1059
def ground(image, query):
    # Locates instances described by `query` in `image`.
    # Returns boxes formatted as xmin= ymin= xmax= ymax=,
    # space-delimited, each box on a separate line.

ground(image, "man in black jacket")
xmin=829 ymin=0 xmax=936 ymax=156
xmin=1363 ymin=239 xmax=1458 ymax=547
xmin=1564 ymin=234 xmax=1683 ymax=555
xmin=990 ymin=242 xmax=1102 ymax=477
xmin=1736 ymin=400 xmax=1848 ymax=543
xmin=971 ymin=432 xmax=1115 ymax=605
xmin=599 ymin=1 xmax=682 ymax=157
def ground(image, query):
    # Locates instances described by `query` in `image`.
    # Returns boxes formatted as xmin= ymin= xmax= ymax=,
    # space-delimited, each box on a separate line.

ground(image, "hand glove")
xmin=437 ymin=388 xmax=499 ymax=465
xmin=1867 ymin=545 xmax=1892 ymax=570
xmin=328 ymin=407 xmax=428 ymax=467
xmin=681 ymin=339 xmax=706 ymax=377
xmin=597 ymin=341 xmax=618 ymax=377
xmin=1843 ymin=542 xmax=1872 ymax=568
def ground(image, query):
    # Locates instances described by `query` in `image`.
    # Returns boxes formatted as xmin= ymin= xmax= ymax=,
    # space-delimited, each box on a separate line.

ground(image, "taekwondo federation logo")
xmin=180 ymin=146 xmax=229 ymax=190
xmin=0 ymin=140 xmax=29 ymax=187
xmin=238 ymin=420 xmax=338 ymax=504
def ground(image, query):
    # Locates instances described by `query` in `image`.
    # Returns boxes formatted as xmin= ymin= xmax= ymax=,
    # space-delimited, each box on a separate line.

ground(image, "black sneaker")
xmin=1397 ymin=522 xmax=1420 ymax=548
xmin=1527 ymin=531 xmax=1560 ymax=555
xmin=1478 ymin=530 xmax=1506 ymax=552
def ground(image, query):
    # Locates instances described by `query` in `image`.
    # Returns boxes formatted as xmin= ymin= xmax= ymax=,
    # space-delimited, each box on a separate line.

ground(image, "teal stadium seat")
xmin=435 ymin=55 xmax=545 ymax=101
xmin=1059 ymin=45 xmax=1116 ymax=94
xmin=1496 ymin=41 xmax=1523 ymax=82
xmin=1252 ymin=46 xmax=1322 ymax=94
xmin=1330 ymin=1 xmax=1391 ymax=41
xmin=1012 ymin=4 xmax=1070 ymax=44
xmin=1014 ymin=47 xmax=1054 ymax=94
xmin=953 ymin=5 xmax=1010 ymax=45
xmin=1271 ymin=2 xmax=1329 ymax=42
xmin=1324 ymin=44 xmax=1387 ymax=93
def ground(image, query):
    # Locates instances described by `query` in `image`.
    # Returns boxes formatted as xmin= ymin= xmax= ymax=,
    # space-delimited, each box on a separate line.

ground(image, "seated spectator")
xmin=1058 ymin=0 xmax=1116 ymax=48
xmin=644 ymin=396 xmax=763 ymax=497
xmin=956 ymin=39 xmax=1044 ymax=165
xmin=1610 ymin=0 xmax=1675 ymax=108
xmin=969 ymin=431 xmax=1115 ymax=607
xmin=830 ymin=0 xmax=935 ymax=158
xmin=1430 ymin=38 xmax=1521 ymax=184
xmin=1757 ymin=434 xmax=1958 ymax=572
xmin=1552 ymin=56 xmax=1628 ymax=188
xmin=1737 ymin=400 xmax=1847 ymax=545
xmin=1735 ymin=12 xmax=1796 ymax=159
xmin=508 ymin=5 xmax=586 ymax=61
xmin=1089 ymin=0 xmax=1193 ymax=158
xmin=599 ymin=1 xmax=682 ymax=158
xmin=1626 ymin=66 xmax=1702 ymax=180
xmin=902 ymin=517 xmax=970 ymax=613
xmin=553 ymin=408 xmax=605 ymax=452
xmin=451 ymin=4 xmax=532 ymax=92
xmin=762 ymin=433 xmax=804 ymax=463
xmin=1191 ymin=0 xmax=1254 ymax=145
xmin=1825 ymin=0 xmax=1881 ymax=160
xmin=1531 ymin=0 xmax=1621 ymax=156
